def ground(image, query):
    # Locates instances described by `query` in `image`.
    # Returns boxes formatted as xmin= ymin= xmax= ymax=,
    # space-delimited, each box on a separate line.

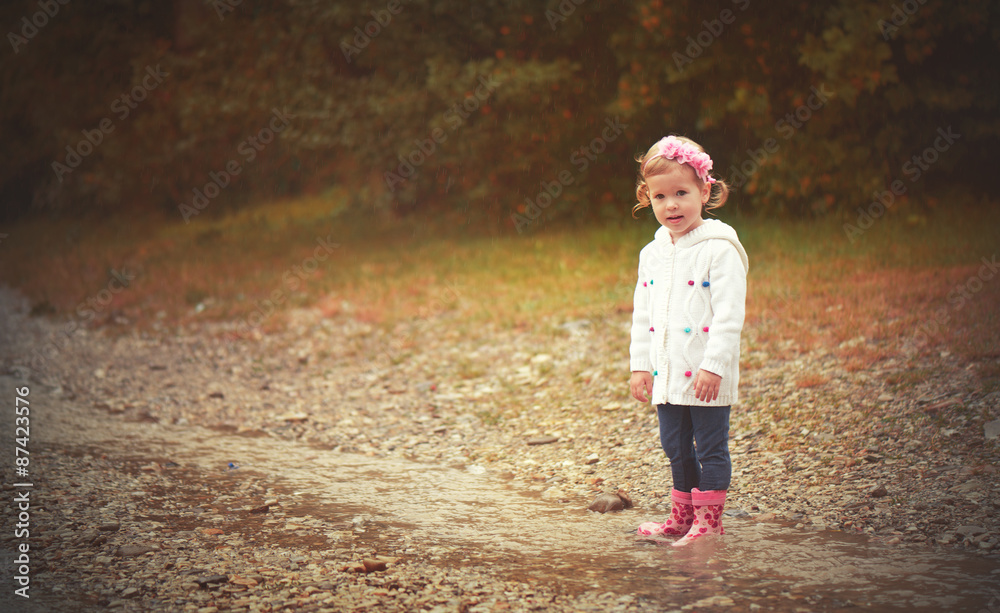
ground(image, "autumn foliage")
xmin=0 ymin=0 xmax=996 ymax=228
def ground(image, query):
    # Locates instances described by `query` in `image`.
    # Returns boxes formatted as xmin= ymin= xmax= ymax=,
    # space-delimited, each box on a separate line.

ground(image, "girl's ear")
xmin=701 ymin=180 xmax=712 ymax=204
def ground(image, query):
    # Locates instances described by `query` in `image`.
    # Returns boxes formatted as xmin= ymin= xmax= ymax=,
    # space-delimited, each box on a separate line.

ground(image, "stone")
xmin=984 ymin=420 xmax=1000 ymax=441
xmin=955 ymin=525 xmax=987 ymax=537
xmin=117 ymin=545 xmax=157 ymax=557
xmin=925 ymin=397 xmax=960 ymax=412
xmin=587 ymin=489 xmax=633 ymax=513
xmin=527 ymin=435 xmax=559 ymax=446
xmin=121 ymin=587 xmax=140 ymax=598
xmin=196 ymin=575 xmax=230 ymax=587
xmin=229 ymin=575 xmax=259 ymax=587
xmin=869 ymin=485 xmax=888 ymax=498
xmin=340 ymin=562 xmax=366 ymax=573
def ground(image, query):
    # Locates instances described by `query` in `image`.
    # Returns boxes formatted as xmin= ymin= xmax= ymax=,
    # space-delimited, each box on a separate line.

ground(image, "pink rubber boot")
xmin=672 ymin=488 xmax=726 ymax=547
xmin=637 ymin=489 xmax=694 ymax=537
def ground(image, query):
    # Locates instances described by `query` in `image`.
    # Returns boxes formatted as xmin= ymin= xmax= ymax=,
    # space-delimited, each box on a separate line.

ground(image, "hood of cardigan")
xmin=653 ymin=219 xmax=749 ymax=273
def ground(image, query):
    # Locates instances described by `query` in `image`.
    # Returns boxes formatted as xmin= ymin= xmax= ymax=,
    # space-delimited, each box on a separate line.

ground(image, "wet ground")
xmin=4 ymin=377 xmax=999 ymax=612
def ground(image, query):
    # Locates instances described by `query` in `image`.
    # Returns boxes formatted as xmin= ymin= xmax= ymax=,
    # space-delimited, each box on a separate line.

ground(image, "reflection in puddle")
xmin=80 ymin=426 xmax=1000 ymax=611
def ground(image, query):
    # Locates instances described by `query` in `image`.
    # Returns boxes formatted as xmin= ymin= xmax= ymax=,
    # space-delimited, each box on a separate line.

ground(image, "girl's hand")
xmin=693 ymin=369 xmax=722 ymax=402
xmin=630 ymin=371 xmax=653 ymax=403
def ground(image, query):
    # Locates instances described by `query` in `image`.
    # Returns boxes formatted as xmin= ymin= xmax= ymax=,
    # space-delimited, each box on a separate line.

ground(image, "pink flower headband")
xmin=642 ymin=136 xmax=717 ymax=184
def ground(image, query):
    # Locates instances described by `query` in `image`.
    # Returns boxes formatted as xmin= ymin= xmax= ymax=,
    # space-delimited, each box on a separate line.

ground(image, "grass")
xmin=1 ymin=193 xmax=998 ymax=378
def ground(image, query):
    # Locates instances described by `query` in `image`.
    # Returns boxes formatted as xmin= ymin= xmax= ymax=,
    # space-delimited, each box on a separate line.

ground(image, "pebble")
xmin=985 ymin=420 xmax=1000 ymax=440
xmin=1 ymin=285 xmax=998 ymax=612
xmin=869 ymin=485 xmax=888 ymax=498
xmin=117 ymin=545 xmax=157 ymax=557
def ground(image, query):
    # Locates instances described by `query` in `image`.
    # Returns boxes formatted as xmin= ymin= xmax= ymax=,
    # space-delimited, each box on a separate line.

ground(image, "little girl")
xmin=628 ymin=136 xmax=748 ymax=547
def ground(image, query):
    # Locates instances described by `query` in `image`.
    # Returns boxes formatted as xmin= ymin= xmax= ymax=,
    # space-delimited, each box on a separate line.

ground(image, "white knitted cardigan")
xmin=629 ymin=219 xmax=749 ymax=406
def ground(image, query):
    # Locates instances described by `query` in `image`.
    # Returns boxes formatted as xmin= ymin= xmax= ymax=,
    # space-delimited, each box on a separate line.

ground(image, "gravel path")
xmin=1 ymin=285 xmax=998 ymax=612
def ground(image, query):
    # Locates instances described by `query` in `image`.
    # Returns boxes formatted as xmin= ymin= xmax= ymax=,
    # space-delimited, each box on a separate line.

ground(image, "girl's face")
xmin=646 ymin=164 xmax=711 ymax=241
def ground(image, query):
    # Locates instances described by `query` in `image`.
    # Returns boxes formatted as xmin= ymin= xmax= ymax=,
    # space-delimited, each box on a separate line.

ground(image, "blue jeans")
xmin=657 ymin=403 xmax=731 ymax=492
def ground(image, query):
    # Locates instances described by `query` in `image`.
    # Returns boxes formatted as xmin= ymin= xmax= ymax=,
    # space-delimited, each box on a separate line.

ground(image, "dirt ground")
xmin=2 ymin=285 xmax=999 ymax=612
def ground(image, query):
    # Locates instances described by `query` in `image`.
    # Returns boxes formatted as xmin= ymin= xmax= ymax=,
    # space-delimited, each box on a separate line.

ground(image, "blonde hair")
xmin=632 ymin=136 xmax=729 ymax=218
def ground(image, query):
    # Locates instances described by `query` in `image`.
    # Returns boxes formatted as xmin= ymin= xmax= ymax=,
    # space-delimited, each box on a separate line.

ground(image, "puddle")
xmin=97 ymin=426 xmax=1000 ymax=611
xmin=5 ymin=376 xmax=1000 ymax=612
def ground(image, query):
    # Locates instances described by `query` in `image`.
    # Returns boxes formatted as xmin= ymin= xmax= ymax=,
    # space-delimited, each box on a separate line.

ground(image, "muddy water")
xmin=13 ymin=381 xmax=1000 ymax=611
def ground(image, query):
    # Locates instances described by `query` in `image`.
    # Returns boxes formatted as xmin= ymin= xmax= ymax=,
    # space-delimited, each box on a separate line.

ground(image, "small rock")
xmin=984 ymin=420 xmax=1000 ymax=441
xmin=208 ymin=391 xmax=224 ymax=399
xmin=98 ymin=522 xmax=120 ymax=532
xmin=229 ymin=575 xmax=259 ymax=587
xmin=585 ymin=453 xmax=600 ymax=465
xmin=869 ymin=485 xmax=888 ymax=498
xmin=956 ymin=525 xmax=987 ymax=537
xmin=925 ymin=397 xmax=960 ymax=412
xmin=527 ymin=435 xmax=559 ymax=446
xmin=276 ymin=412 xmax=309 ymax=422
xmin=116 ymin=545 xmax=157 ymax=557
xmin=588 ymin=489 xmax=633 ymax=513
xmin=78 ymin=529 xmax=100 ymax=543
xmin=195 ymin=574 xmax=230 ymax=588
xmin=120 ymin=587 xmax=140 ymax=599
xmin=248 ymin=504 xmax=271 ymax=514
xmin=362 ymin=559 xmax=387 ymax=573
xmin=341 ymin=562 xmax=366 ymax=573
xmin=693 ymin=595 xmax=734 ymax=607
